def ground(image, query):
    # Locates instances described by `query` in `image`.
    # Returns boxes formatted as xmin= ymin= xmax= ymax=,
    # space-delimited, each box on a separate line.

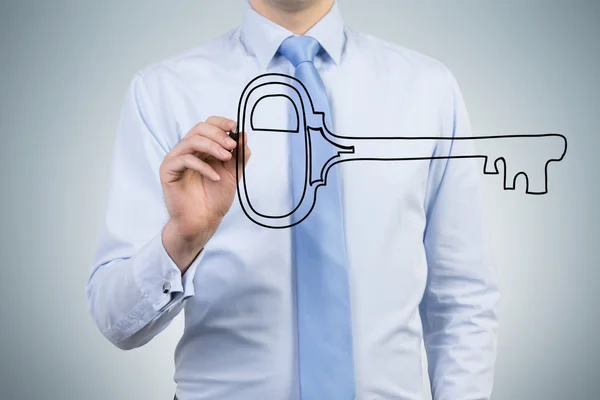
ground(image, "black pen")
xmin=228 ymin=130 xmax=239 ymax=153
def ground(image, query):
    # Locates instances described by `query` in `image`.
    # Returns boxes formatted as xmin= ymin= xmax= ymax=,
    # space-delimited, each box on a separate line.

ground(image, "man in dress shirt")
xmin=86 ymin=0 xmax=500 ymax=399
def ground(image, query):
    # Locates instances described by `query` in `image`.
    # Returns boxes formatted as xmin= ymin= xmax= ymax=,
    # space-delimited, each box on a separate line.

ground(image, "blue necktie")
xmin=278 ymin=35 xmax=356 ymax=400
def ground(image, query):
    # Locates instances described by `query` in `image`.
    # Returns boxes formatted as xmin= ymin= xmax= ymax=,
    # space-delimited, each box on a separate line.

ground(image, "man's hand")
xmin=160 ymin=116 xmax=251 ymax=273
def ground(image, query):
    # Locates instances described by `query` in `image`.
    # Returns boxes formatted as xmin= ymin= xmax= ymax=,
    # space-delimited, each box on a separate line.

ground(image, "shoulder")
xmin=133 ymin=28 xmax=242 ymax=91
xmin=344 ymin=27 xmax=457 ymax=89
xmin=120 ymin=29 xmax=243 ymax=149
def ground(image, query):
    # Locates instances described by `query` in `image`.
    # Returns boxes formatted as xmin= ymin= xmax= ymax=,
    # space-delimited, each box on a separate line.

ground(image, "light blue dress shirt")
xmin=86 ymin=2 xmax=500 ymax=399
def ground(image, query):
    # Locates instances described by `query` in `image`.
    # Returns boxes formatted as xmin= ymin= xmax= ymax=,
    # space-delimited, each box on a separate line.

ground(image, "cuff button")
xmin=162 ymin=282 xmax=171 ymax=294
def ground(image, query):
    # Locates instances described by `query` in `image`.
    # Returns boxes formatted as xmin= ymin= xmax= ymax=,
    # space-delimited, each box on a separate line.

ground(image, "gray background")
xmin=1 ymin=0 xmax=598 ymax=399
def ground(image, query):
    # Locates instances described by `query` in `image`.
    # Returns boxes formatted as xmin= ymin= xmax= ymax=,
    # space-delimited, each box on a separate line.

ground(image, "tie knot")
xmin=278 ymin=35 xmax=321 ymax=67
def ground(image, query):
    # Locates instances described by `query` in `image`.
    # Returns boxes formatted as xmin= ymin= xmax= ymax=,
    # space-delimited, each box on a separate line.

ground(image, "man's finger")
xmin=184 ymin=121 xmax=237 ymax=151
xmin=206 ymin=116 xmax=237 ymax=134
xmin=171 ymin=136 xmax=232 ymax=162
xmin=161 ymin=154 xmax=221 ymax=182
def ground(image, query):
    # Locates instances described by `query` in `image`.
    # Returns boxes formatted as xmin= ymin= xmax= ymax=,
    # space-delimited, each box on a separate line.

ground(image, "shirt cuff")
xmin=132 ymin=232 xmax=205 ymax=313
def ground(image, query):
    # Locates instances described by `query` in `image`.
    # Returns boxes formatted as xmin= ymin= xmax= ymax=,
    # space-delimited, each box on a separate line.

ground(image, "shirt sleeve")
xmin=86 ymin=72 xmax=203 ymax=350
xmin=420 ymin=66 xmax=500 ymax=399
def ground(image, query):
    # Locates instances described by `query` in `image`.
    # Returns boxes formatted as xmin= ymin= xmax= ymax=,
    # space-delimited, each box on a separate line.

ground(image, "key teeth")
xmin=482 ymin=156 xmax=500 ymax=175
xmin=507 ymin=171 xmax=524 ymax=191
xmin=504 ymin=170 xmax=550 ymax=194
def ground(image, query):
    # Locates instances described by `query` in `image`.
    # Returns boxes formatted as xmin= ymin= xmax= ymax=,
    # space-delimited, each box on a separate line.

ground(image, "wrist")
xmin=162 ymin=220 xmax=210 ymax=272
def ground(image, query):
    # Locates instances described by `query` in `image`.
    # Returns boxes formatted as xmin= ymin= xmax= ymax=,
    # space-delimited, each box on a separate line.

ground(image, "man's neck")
xmin=248 ymin=0 xmax=334 ymax=35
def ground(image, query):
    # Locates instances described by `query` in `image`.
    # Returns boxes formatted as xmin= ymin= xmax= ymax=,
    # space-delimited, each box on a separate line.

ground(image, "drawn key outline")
xmin=235 ymin=73 xmax=568 ymax=229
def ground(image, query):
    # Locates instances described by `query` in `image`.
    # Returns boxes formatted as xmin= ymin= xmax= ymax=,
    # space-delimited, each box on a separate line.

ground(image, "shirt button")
xmin=162 ymin=282 xmax=171 ymax=294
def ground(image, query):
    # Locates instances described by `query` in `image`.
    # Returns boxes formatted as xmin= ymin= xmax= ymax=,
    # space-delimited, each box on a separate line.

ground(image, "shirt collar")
xmin=241 ymin=1 xmax=345 ymax=70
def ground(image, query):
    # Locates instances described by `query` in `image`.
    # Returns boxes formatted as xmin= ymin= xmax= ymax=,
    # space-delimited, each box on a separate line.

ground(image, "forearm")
xmin=86 ymin=231 xmax=202 ymax=350
xmin=85 ymin=72 xmax=209 ymax=349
